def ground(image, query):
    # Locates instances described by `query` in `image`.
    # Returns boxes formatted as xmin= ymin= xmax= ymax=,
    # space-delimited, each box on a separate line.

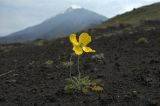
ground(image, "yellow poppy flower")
xmin=70 ymin=33 xmax=96 ymax=55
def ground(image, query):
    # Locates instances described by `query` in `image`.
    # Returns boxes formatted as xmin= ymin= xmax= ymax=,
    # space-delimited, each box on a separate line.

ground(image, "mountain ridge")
xmin=0 ymin=7 xmax=107 ymax=43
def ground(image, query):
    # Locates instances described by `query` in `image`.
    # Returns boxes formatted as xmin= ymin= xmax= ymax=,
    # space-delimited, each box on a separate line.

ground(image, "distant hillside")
xmin=0 ymin=7 xmax=107 ymax=43
xmin=99 ymin=2 xmax=160 ymax=28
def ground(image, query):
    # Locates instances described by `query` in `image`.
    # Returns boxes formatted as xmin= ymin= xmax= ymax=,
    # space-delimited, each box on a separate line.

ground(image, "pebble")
xmin=147 ymin=99 xmax=158 ymax=106
xmin=97 ymin=74 xmax=105 ymax=78
xmin=132 ymin=90 xmax=138 ymax=97
xmin=0 ymin=97 xmax=5 ymax=102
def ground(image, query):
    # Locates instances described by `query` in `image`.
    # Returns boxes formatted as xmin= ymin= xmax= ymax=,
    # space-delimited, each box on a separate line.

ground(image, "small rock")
xmin=124 ymin=94 xmax=131 ymax=101
xmin=99 ymin=99 xmax=108 ymax=105
xmin=132 ymin=91 xmax=138 ymax=97
xmin=45 ymin=95 xmax=57 ymax=103
xmin=17 ymin=65 xmax=24 ymax=69
xmin=92 ymin=53 xmax=105 ymax=60
xmin=40 ymin=66 xmax=48 ymax=69
xmin=34 ymin=103 xmax=37 ymax=106
xmin=97 ymin=74 xmax=105 ymax=78
xmin=30 ymin=88 xmax=37 ymax=94
xmin=12 ymin=74 xmax=19 ymax=77
xmin=0 ymin=97 xmax=5 ymax=102
xmin=91 ymin=53 xmax=106 ymax=65
xmin=93 ymin=67 xmax=99 ymax=71
xmin=55 ymin=89 xmax=65 ymax=97
xmin=142 ymin=61 xmax=146 ymax=64
xmin=122 ymin=73 xmax=128 ymax=77
xmin=29 ymin=61 xmax=35 ymax=65
xmin=145 ymin=77 xmax=153 ymax=84
xmin=114 ymin=56 xmax=119 ymax=60
xmin=149 ymin=60 xmax=159 ymax=64
xmin=147 ymin=99 xmax=158 ymax=106
xmin=57 ymin=103 xmax=61 ymax=106
xmin=115 ymin=63 xmax=120 ymax=67
xmin=90 ymin=68 xmax=97 ymax=73
xmin=6 ymin=79 xmax=16 ymax=83
xmin=28 ymin=65 xmax=33 ymax=69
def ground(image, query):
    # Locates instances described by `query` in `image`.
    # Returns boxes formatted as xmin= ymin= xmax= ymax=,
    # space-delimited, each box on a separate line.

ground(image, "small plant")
xmin=34 ymin=39 xmax=45 ymax=46
xmin=135 ymin=37 xmax=149 ymax=44
xmin=64 ymin=32 xmax=104 ymax=94
xmin=45 ymin=60 xmax=54 ymax=65
xmin=62 ymin=61 xmax=74 ymax=68
xmin=65 ymin=76 xmax=102 ymax=94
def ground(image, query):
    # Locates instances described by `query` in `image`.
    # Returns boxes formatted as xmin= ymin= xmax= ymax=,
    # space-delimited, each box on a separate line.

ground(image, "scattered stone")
xmin=122 ymin=73 xmax=128 ymax=77
xmin=99 ymin=99 xmax=108 ymax=105
xmin=114 ymin=56 xmax=119 ymax=60
xmin=97 ymin=74 xmax=105 ymax=78
xmin=93 ymin=67 xmax=99 ymax=71
xmin=115 ymin=62 xmax=120 ymax=67
xmin=45 ymin=95 xmax=57 ymax=103
xmin=124 ymin=94 xmax=131 ymax=101
xmin=92 ymin=53 xmax=105 ymax=60
xmin=47 ymin=74 xmax=55 ymax=79
xmin=0 ymin=96 xmax=6 ymax=102
xmin=145 ymin=77 xmax=153 ymax=85
xmin=83 ymin=63 xmax=92 ymax=70
xmin=83 ymin=100 xmax=87 ymax=104
xmin=142 ymin=61 xmax=145 ymax=64
xmin=29 ymin=61 xmax=35 ymax=65
xmin=40 ymin=66 xmax=48 ymax=69
xmin=30 ymin=88 xmax=37 ymax=94
xmin=55 ymin=89 xmax=65 ymax=97
xmin=6 ymin=79 xmax=16 ymax=83
xmin=34 ymin=103 xmax=37 ymax=106
xmin=91 ymin=53 xmax=106 ymax=64
xmin=17 ymin=65 xmax=25 ymax=69
xmin=28 ymin=65 xmax=33 ymax=69
xmin=132 ymin=90 xmax=138 ymax=97
xmin=147 ymin=99 xmax=158 ymax=106
xmin=149 ymin=60 xmax=159 ymax=64
xmin=57 ymin=103 xmax=61 ymax=106
xmin=12 ymin=73 xmax=19 ymax=77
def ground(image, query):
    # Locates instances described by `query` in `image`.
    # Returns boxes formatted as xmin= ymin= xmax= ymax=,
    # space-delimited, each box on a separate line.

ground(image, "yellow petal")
xmin=82 ymin=46 xmax=96 ymax=53
xmin=79 ymin=33 xmax=91 ymax=46
xmin=70 ymin=34 xmax=78 ymax=45
xmin=73 ymin=45 xmax=83 ymax=55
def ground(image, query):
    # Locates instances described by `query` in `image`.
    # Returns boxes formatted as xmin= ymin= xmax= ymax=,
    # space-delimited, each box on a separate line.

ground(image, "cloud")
xmin=0 ymin=0 xmax=159 ymax=36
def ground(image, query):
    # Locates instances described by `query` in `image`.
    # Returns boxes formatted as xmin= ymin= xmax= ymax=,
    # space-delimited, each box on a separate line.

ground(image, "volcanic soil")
xmin=0 ymin=21 xmax=160 ymax=106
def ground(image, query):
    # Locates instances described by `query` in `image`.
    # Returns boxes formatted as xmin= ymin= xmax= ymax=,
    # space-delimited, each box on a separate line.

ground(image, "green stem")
xmin=77 ymin=56 xmax=81 ymax=79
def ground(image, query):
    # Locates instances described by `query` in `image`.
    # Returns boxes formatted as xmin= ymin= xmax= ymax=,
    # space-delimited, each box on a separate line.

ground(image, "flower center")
xmin=78 ymin=43 xmax=84 ymax=48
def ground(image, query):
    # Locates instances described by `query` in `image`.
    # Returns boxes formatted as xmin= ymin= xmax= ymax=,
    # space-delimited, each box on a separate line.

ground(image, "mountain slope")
xmin=99 ymin=2 xmax=160 ymax=28
xmin=0 ymin=7 xmax=107 ymax=43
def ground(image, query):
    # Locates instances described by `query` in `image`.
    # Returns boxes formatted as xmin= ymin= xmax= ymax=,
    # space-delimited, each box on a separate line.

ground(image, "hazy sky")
xmin=0 ymin=0 xmax=159 ymax=36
